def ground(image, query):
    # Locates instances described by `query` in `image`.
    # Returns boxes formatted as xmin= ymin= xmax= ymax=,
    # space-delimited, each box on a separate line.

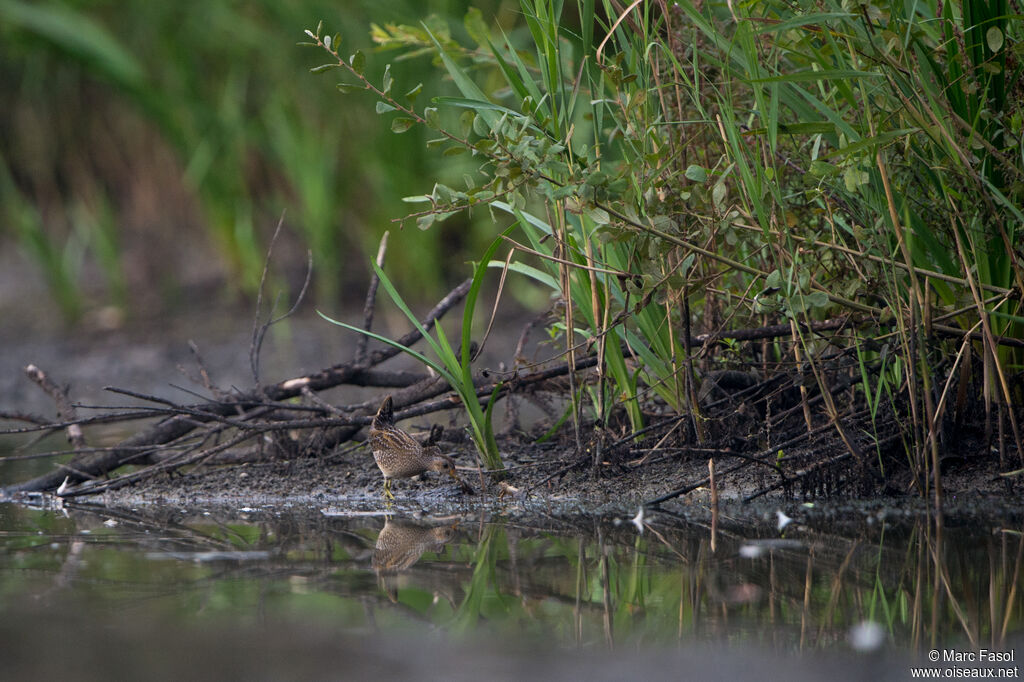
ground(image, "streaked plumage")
xmin=372 ymin=517 xmax=456 ymax=572
xmin=368 ymin=396 xmax=473 ymax=499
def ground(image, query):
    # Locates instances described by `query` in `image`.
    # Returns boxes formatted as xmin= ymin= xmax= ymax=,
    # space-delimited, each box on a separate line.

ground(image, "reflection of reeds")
xmin=10 ymin=503 xmax=1021 ymax=653
xmin=599 ymin=527 xmax=614 ymax=650
xmin=998 ymin=529 xmax=1024 ymax=643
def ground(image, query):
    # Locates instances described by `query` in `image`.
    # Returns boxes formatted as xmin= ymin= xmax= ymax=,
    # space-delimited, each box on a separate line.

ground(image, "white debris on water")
xmin=848 ymin=620 xmax=886 ymax=651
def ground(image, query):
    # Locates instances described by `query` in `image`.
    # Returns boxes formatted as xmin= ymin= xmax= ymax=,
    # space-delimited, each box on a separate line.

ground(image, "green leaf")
xmin=464 ymin=6 xmax=489 ymax=46
xmin=488 ymin=31 xmax=544 ymax=117
xmin=391 ymin=117 xmax=415 ymax=133
xmin=756 ymin=12 xmax=855 ymax=33
xmin=423 ymin=25 xmax=498 ymax=128
xmin=826 ymin=129 xmax=918 ymax=161
xmin=405 ymin=83 xmax=423 ymax=102
xmin=807 ymin=291 xmax=829 ymax=308
xmin=309 ymin=63 xmax=339 ymax=74
xmin=350 ymin=50 xmax=365 ymax=75
xmin=424 ymin=107 xmax=440 ymax=129
xmin=318 ymin=312 xmax=450 ymax=383
xmin=712 ymin=179 xmax=727 ymax=208
xmin=584 ymin=206 xmax=610 ymax=225
xmin=809 ymin=160 xmax=838 ymax=177
xmin=843 ymin=167 xmax=870 ymax=192
xmin=376 ymin=101 xmax=397 ymax=114
xmin=986 ymin=26 xmax=1004 ymax=53
xmin=747 ymin=69 xmax=884 ymax=84
xmin=472 ymin=113 xmax=490 ymax=136
xmin=487 ymin=261 xmax=559 ymax=290
xmin=461 ymin=224 xmax=516 ymax=384
xmin=437 ymin=96 xmax=535 ymax=123
xmin=684 ymin=165 xmax=707 ymax=183
xmin=459 ymin=109 xmax=475 ymax=137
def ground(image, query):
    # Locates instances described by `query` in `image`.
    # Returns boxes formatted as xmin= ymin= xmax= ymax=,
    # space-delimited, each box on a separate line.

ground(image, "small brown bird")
xmin=367 ymin=396 xmax=474 ymax=500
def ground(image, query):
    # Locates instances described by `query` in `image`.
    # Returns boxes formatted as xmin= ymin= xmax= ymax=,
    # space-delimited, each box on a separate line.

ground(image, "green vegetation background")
xmin=0 ymin=0 xmax=513 ymax=322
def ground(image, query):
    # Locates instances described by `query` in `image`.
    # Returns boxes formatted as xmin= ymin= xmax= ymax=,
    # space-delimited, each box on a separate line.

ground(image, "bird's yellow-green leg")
xmin=382 ymin=478 xmax=395 ymax=501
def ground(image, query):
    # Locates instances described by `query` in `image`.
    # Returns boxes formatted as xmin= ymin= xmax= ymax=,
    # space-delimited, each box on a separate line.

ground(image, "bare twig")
xmin=0 ymin=410 xmax=52 ymax=427
xmin=24 ymin=364 xmax=86 ymax=451
xmin=58 ymin=430 xmax=255 ymax=498
xmin=356 ymin=231 xmax=389 ymax=365
xmin=300 ymin=386 xmax=345 ymax=416
xmin=250 ymin=213 xmax=314 ymax=390
xmin=4 ymin=277 xmax=476 ymax=494
xmin=184 ymin=340 xmax=225 ymax=400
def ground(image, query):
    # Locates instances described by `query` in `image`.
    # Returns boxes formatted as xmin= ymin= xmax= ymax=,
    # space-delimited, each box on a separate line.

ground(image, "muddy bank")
xmin=58 ymin=431 xmax=1020 ymax=526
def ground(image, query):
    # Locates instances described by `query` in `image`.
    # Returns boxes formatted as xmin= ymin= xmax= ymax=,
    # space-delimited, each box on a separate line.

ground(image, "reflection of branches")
xmin=927 ymin=515 xmax=977 ymax=649
xmin=999 ymin=528 xmax=1024 ymax=643
xmin=816 ymin=540 xmax=862 ymax=643
xmin=11 ymin=499 xmax=1017 ymax=652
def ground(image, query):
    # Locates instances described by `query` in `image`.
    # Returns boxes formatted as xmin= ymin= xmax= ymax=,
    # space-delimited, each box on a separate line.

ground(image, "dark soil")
xmin=74 ymin=417 xmax=1020 ymax=522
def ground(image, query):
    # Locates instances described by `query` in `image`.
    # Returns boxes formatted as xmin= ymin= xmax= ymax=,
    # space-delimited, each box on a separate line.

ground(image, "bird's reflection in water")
xmin=372 ymin=515 xmax=461 ymax=605
xmin=372 ymin=516 xmax=457 ymax=572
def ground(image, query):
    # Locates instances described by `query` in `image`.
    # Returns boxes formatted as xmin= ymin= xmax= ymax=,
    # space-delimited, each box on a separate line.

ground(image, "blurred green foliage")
xmin=0 ymin=0 xmax=512 ymax=320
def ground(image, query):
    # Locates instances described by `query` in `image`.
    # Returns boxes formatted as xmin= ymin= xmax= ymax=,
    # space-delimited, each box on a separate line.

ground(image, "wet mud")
xmin=66 ymin=432 xmax=1021 ymax=529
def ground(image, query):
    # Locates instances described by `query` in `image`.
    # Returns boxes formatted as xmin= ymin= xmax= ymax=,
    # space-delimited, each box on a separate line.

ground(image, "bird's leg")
xmin=382 ymin=478 xmax=395 ymax=501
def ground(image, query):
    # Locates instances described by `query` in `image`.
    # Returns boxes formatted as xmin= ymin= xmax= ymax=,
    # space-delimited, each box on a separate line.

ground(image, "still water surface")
xmin=1 ymin=498 xmax=1021 ymax=679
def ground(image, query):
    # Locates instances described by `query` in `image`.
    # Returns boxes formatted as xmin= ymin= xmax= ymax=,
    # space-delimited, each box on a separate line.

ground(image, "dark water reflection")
xmin=1 ymin=499 xmax=1021 ymax=677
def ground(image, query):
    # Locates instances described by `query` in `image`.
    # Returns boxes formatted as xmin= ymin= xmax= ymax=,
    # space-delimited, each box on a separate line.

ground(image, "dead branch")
xmin=3 ymin=277 xmax=474 ymax=494
xmin=250 ymin=216 xmax=314 ymax=391
xmin=24 ymin=364 xmax=86 ymax=451
xmin=356 ymin=231 xmax=389 ymax=365
xmin=643 ymin=408 xmax=871 ymax=507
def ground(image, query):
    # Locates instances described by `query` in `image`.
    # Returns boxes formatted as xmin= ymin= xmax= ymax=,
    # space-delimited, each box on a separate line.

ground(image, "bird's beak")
xmin=447 ymin=469 xmax=474 ymax=495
